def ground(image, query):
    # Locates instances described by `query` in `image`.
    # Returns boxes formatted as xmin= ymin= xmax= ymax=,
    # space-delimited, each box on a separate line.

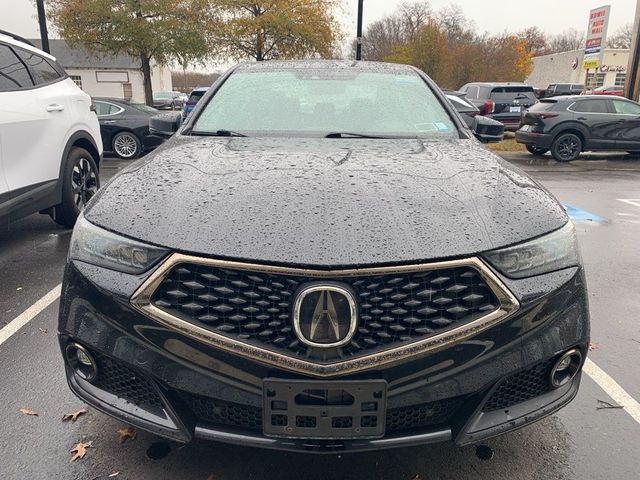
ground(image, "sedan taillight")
xmin=481 ymin=100 xmax=495 ymax=115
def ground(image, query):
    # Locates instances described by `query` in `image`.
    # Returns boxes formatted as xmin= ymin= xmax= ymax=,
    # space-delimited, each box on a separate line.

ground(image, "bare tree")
xmin=518 ymin=26 xmax=547 ymax=56
xmin=434 ymin=5 xmax=476 ymax=47
xmin=360 ymin=1 xmax=431 ymax=61
xmin=607 ymin=23 xmax=633 ymax=49
xmin=546 ymin=29 xmax=585 ymax=54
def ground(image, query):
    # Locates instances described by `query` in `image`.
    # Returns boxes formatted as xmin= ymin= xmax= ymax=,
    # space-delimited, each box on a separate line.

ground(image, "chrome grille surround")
xmin=130 ymin=254 xmax=519 ymax=377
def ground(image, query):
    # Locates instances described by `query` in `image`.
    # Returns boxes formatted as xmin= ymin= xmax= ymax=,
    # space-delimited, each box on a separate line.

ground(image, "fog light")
xmin=65 ymin=343 xmax=98 ymax=382
xmin=550 ymin=348 xmax=582 ymax=388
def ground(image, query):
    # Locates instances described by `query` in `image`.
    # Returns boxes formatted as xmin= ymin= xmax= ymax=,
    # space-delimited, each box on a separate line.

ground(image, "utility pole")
xmin=35 ymin=0 xmax=50 ymax=54
xmin=626 ymin=0 xmax=640 ymax=101
xmin=355 ymin=0 xmax=364 ymax=61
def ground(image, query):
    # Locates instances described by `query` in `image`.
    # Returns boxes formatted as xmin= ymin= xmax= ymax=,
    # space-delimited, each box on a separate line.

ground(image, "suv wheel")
xmin=113 ymin=131 xmax=141 ymax=159
xmin=551 ymin=133 xmax=582 ymax=162
xmin=526 ymin=145 xmax=549 ymax=156
xmin=51 ymin=147 xmax=100 ymax=227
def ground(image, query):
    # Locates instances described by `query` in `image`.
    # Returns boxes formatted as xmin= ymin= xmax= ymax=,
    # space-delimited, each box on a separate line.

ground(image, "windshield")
xmin=154 ymin=92 xmax=172 ymax=99
xmin=192 ymin=69 xmax=457 ymax=138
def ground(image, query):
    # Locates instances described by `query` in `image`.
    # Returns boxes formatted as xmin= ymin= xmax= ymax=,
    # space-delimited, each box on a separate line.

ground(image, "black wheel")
xmin=526 ymin=145 xmax=549 ymax=156
xmin=112 ymin=131 xmax=141 ymax=159
xmin=51 ymin=147 xmax=100 ymax=227
xmin=551 ymin=133 xmax=582 ymax=162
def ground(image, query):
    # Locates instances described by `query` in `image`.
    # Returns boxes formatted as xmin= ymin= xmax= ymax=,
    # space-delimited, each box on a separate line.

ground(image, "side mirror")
xmin=472 ymin=115 xmax=505 ymax=144
xmin=149 ymin=112 xmax=182 ymax=138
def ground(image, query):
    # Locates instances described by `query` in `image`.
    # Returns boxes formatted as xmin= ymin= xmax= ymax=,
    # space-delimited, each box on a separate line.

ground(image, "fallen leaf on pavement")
xmin=116 ymin=427 xmax=136 ymax=444
xmin=108 ymin=472 xmax=120 ymax=478
xmin=588 ymin=342 xmax=599 ymax=351
xmin=38 ymin=328 xmax=48 ymax=334
xmin=19 ymin=407 xmax=38 ymax=416
xmin=70 ymin=441 xmax=92 ymax=462
xmin=63 ymin=408 xmax=87 ymax=422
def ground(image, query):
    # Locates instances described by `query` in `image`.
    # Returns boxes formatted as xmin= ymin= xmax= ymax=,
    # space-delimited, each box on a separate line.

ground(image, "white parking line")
xmin=583 ymin=358 xmax=640 ymax=425
xmin=617 ymin=199 xmax=640 ymax=209
xmin=0 ymin=284 xmax=61 ymax=347
xmin=1 ymin=284 xmax=639 ymax=426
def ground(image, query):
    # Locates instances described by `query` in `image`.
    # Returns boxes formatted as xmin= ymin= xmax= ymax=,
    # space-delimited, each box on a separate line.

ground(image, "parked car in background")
xmin=0 ymin=31 xmax=102 ymax=229
xmin=459 ymin=82 xmax=537 ymax=130
xmin=516 ymin=95 xmax=640 ymax=161
xmin=175 ymin=91 xmax=189 ymax=103
xmin=545 ymin=83 xmax=584 ymax=98
xmin=94 ymin=98 xmax=164 ymax=159
xmin=182 ymin=87 xmax=209 ymax=119
xmin=443 ymin=90 xmax=504 ymax=142
xmin=591 ymin=86 xmax=624 ymax=96
xmin=153 ymin=91 xmax=183 ymax=110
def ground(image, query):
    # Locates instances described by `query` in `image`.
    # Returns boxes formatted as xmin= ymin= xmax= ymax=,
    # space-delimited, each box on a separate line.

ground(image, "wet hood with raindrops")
xmin=84 ymin=136 xmax=568 ymax=267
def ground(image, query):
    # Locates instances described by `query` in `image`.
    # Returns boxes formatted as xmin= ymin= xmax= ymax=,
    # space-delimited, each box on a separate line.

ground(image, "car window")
xmin=94 ymin=101 xmax=121 ymax=116
xmin=612 ymin=100 xmax=640 ymax=115
xmin=188 ymin=91 xmax=206 ymax=103
xmin=0 ymin=43 xmax=33 ymax=91
xmin=15 ymin=48 xmax=63 ymax=84
xmin=130 ymin=103 xmax=158 ymax=114
xmin=571 ymin=99 xmax=609 ymax=113
xmin=193 ymin=69 xmax=457 ymax=138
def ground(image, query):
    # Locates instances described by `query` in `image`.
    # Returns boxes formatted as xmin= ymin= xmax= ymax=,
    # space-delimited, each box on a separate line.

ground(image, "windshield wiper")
xmin=192 ymin=129 xmax=247 ymax=137
xmin=325 ymin=132 xmax=388 ymax=139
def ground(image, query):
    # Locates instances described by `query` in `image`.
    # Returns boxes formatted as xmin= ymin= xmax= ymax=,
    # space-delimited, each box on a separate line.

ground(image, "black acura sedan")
xmin=94 ymin=98 xmax=164 ymax=159
xmin=59 ymin=61 xmax=589 ymax=453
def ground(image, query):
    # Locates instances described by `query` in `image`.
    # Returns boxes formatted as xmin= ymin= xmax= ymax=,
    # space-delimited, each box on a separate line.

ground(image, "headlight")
xmin=482 ymin=222 xmax=580 ymax=278
xmin=70 ymin=216 xmax=169 ymax=274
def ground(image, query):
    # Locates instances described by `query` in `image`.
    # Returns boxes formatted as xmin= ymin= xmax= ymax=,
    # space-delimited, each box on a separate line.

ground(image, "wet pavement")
xmin=0 ymin=150 xmax=639 ymax=479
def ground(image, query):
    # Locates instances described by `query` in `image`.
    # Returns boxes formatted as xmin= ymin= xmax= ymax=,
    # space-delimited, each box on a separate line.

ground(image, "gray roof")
xmin=29 ymin=39 xmax=139 ymax=69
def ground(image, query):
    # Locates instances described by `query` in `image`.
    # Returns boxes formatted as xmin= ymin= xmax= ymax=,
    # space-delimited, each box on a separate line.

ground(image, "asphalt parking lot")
xmin=0 ymin=150 xmax=639 ymax=479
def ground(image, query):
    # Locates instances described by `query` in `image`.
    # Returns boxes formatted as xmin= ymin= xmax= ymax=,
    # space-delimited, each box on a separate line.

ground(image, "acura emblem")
xmin=293 ymin=285 xmax=357 ymax=348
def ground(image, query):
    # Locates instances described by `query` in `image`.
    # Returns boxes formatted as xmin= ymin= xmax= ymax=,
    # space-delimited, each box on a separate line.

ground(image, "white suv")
xmin=0 ymin=32 xmax=102 ymax=228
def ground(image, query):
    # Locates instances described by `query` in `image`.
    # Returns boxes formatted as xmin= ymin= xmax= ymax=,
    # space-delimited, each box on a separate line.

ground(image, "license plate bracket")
xmin=263 ymin=379 xmax=387 ymax=439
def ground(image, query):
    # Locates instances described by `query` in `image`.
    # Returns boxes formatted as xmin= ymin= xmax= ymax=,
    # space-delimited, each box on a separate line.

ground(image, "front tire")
xmin=112 ymin=131 xmax=141 ymax=159
xmin=51 ymin=147 xmax=100 ymax=228
xmin=526 ymin=145 xmax=549 ymax=156
xmin=551 ymin=133 xmax=582 ymax=162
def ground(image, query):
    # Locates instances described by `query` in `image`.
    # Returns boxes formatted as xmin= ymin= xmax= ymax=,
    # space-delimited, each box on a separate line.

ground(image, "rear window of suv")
xmin=490 ymin=86 xmax=536 ymax=102
xmin=15 ymin=48 xmax=64 ymax=84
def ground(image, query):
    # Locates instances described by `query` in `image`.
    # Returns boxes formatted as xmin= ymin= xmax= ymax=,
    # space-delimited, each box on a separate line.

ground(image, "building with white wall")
xmin=526 ymin=48 xmax=629 ymax=90
xmin=30 ymin=39 xmax=172 ymax=103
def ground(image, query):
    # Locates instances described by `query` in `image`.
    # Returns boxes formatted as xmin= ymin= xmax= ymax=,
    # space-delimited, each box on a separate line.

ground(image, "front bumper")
xmin=58 ymin=259 xmax=589 ymax=453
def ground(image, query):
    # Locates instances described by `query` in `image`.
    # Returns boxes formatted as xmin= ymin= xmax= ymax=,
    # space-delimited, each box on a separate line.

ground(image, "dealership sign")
xmin=583 ymin=5 xmax=611 ymax=69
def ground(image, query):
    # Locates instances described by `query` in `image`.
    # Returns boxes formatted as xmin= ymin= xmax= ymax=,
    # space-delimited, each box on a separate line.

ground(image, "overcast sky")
xmin=2 ymin=0 xmax=637 ymax=64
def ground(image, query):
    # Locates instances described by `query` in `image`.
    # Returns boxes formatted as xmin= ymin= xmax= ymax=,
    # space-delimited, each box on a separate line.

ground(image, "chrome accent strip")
xmin=130 ymin=254 xmax=520 ymax=377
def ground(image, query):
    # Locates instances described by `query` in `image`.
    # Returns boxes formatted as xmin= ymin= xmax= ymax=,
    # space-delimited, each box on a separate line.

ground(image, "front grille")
xmin=483 ymin=359 xmax=556 ymax=412
xmin=150 ymin=262 xmax=499 ymax=361
xmin=386 ymin=397 xmax=466 ymax=433
xmin=181 ymin=393 xmax=263 ymax=431
xmin=182 ymin=392 xmax=464 ymax=435
xmin=93 ymin=352 xmax=164 ymax=409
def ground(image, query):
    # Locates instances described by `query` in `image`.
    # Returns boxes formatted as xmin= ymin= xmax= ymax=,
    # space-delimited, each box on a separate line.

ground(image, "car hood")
xmin=85 ymin=137 xmax=567 ymax=267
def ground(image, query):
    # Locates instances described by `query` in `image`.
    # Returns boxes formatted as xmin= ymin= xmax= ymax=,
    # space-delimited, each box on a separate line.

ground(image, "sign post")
xmin=582 ymin=5 xmax=611 ymax=87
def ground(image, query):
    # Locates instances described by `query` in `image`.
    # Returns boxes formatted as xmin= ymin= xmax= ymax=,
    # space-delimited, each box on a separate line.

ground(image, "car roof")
xmin=0 ymin=31 xmax=57 ymax=61
xmin=234 ymin=59 xmax=417 ymax=74
xmin=190 ymin=87 xmax=209 ymax=92
xmin=543 ymin=94 xmax=629 ymax=102
xmin=466 ymin=82 xmax=531 ymax=87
